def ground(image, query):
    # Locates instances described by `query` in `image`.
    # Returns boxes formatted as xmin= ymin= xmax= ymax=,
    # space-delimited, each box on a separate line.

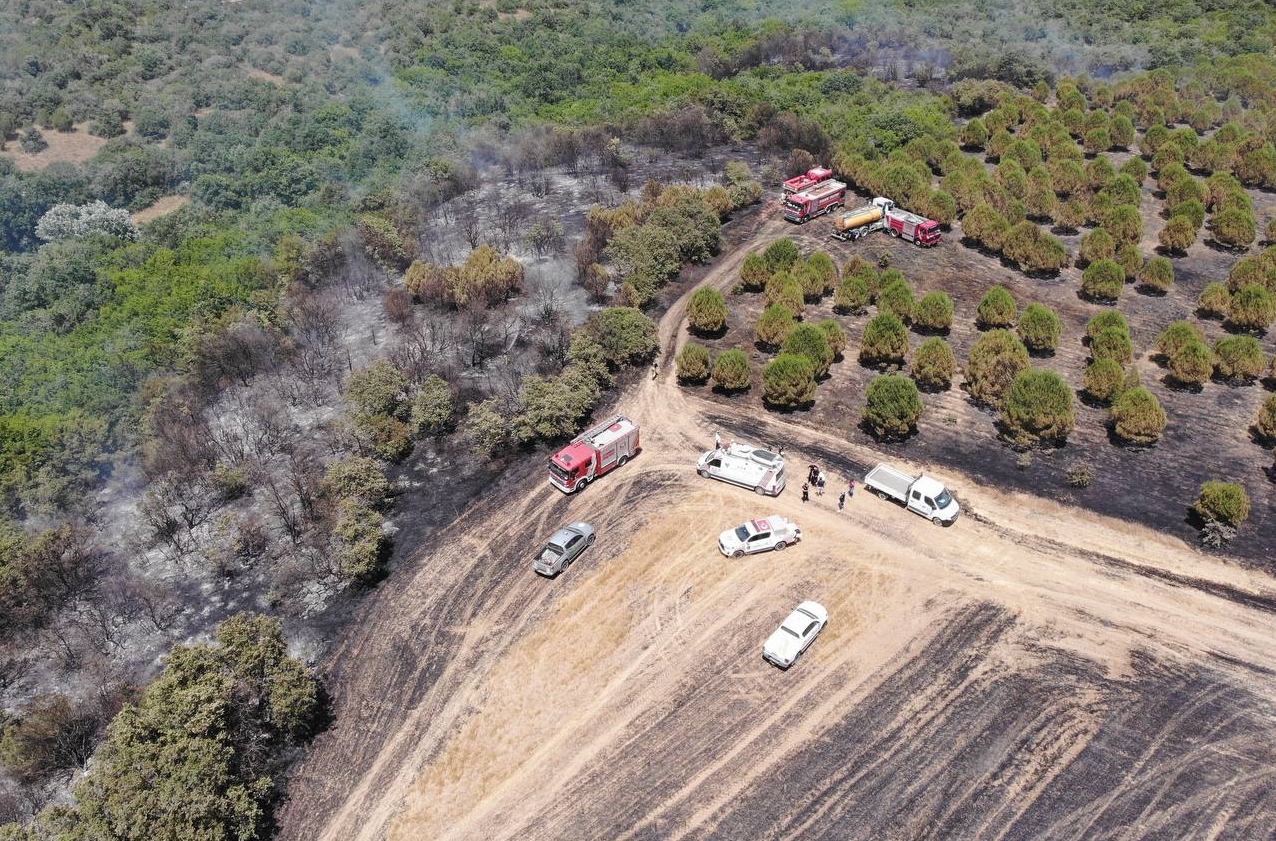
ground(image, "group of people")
xmin=802 ymin=463 xmax=854 ymax=511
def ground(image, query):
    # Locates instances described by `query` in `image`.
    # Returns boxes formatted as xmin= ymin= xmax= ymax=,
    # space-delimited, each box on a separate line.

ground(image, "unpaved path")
xmin=276 ymin=217 xmax=1276 ymax=841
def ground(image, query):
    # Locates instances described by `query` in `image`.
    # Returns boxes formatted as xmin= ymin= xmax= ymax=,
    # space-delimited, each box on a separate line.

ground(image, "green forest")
xmin=1 ymin=0 xmax=1275 ymax=836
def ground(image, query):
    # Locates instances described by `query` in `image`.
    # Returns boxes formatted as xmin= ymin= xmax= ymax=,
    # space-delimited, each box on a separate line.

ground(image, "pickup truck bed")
xmin=863 ymin=463 xmax=914 ymax=499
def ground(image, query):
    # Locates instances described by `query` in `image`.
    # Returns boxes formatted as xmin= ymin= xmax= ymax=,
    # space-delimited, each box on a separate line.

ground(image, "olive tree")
xmin=912 ymin=338 xmax=956 ymax=390
xmin=859 ymin=312 xmax=909 ymax=367
xmin=976 ymin=285 xmax=1017 ymax=329
xmin=966 ymin=329 xmax=1030 ymax=407
xmin=711 ymin=349 xmax=751 ymax=392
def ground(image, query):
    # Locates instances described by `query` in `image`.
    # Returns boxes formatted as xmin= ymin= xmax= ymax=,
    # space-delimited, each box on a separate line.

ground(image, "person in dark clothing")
xmin=807 ymin=464 xmax=818 ymax=484
xmin=801 ymin=483 xmax=810 ymax=502
xmin=838 ymin=492 xmax=846 ymax=511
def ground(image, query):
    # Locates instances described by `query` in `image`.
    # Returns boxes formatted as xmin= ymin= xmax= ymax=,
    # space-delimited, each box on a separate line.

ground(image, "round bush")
xmin=1081 ymin=259 xmax=1125 ymax=301
xmin=1017 ymin=303 xmax=1061 ymax=353
xmin=1002 ymin=222 xmax=1070 ymax=273
xmin=1115 ymin=244 xmax=1143 ymax=278
xmin=1168 ymin=340 xmax=1215 ymax=387
xmin=1197 ymin=283 xmax=1231 ymax=319
xmin=687 ymin=287 xmax=728 ymax=334
xmin=1110 ymin=387 xmax=1167 ymax=444
xmin=1254 ymin=394 xmax=1276 ymax=441
xmin=1158 ymin=216 xmax=1197 ymax=253
xmin=1079 ymin=228 xmax=1116 ymax=264
xmin=782 ymin=324 xmax=834 ymax=378
xmin=1155 ymin=320 xmax=1204 ymax=359
xmin=1086 ymin=310 xmax=1129 ymax=342
xmin=834 ymin=277 xmax=872 ymax=315
xmin=817 ymin=319 xmax=847 ymax=358
xmin=1194 ymin=481 xmax=1250 ymax=527
xmin=1137 ymin=256 xmax=1174 ymax=293
xmin=1169 ymin=198 xmax=1206 ymax=230
xmin=805 ymin=251 xmax=839 ymax=295
xmin=762 ymin=238 xmax=801 ymax=273
xmin=740 ymin=252 xmax=770 ymax=291
xmin=1083 ymin=358 xmax=1126 ymax=404
xmin=1090 ymin=327 xmax=1133 ymax=364
xmin=877 ymin=278 xmax=915 ymax=322
xmin=862 ymin=374 xmax=924 ymax=440
xmin=675 ymin=343 xmax=712 ymax=383
xmin=1226 ymin=254 xmax=1274 ymax=293
xmin=966 ymin=329 xmax=1030 ymax=407
xmin=755 ymin=304 xmax=796 ymax=348
xmin=913 ymin=291 xmax=954 ymax=332
xmin=1103 ymin=204 xmax=1143 ymax=247
xmin=711 ymin=349 xmax=751 ymax=391
xmin=1228 ymin=284 xmax=1275 ymax=332
xmin=860 ymin=312 xmax=909 ymax=366
xmin=764 ymin=274 xmax=804 ymax=316
xmin=1000 ymin=368 xmax=1076 ymax=445
xmin=1213 ymin=335 xmax=1267 ymax=382
xmin=1210 ymin=207 xmax=1256 ymax=249
xmin=976 ymin=285 xmax=1017 ymax=329
xmin=912 ymin=338 xmax=956 ymax=390
xmin=762 ymin=353 xmax=816 ymax=407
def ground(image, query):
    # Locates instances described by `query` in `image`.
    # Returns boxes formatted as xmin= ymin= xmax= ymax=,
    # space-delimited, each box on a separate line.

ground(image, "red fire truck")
xmin=783 ymin=179 xmax=846 ymax=224
xmin=782 ymin=166 xmax=833 ymax=194
xmin=548 ymin=415 xmax=640 ymax=493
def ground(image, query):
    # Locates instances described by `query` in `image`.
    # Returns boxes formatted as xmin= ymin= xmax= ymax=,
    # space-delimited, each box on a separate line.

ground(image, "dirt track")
xmin=275 ymin=215 xmax=1276 ymax=841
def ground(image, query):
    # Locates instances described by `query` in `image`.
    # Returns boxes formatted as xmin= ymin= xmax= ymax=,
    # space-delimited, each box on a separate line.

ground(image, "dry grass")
xmin=132 ymin=194 xmax=189 ymax=224
xmin=1 ymin=122 xmax=107 ymax=171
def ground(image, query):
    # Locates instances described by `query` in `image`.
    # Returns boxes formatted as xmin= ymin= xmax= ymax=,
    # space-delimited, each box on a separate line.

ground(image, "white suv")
xmin=718 ymin=516 xmax=801 ymax=557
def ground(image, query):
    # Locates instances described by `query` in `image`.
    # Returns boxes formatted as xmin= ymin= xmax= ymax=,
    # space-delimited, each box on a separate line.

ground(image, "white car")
xmin=718 ymin=516 xmax=801 ymax=557
xmin=762 ymin=601 xmax=828 ymax=669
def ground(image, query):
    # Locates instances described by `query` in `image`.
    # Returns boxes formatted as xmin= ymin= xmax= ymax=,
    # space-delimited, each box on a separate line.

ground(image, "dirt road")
xmin=276 ymin=216 xmax=1276 ymax=841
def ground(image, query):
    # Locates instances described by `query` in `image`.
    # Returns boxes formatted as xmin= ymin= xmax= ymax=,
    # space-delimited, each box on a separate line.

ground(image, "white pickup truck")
xmin=862 ymin=463 xmax=960 ymax=525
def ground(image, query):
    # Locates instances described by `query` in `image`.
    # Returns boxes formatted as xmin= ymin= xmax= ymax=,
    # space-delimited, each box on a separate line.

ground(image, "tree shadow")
xmin=1161 ymin=373 xmax=1205 ymax=394
xmin=856 ymin=417 xmax=917 ymax=443
xmin=688 ymin=324 xmax=728 ymax=340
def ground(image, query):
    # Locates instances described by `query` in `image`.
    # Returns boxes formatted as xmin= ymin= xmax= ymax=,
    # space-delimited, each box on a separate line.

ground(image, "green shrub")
xmin=859 ymin=312 xmax=909 ymax=366
xmin=1155 ymin=320 xmax=1204 ymax=359
xmin=1254 ymin=395 xmax=1276 ymax=441
xmin=1210 ymin=207 xmax=1256 ymax=249
xmin=877 ymin=278 xmax=916 ymax=322
xmin=1197 ymin=282 xmax=1231 ymax=318
xmin=1228 ymin=285 xmax=1275 ymax=331
xmin=1083 ymin=358 xmax=1126 ymax=404
xmin=1081 ymin=259 xmax=1125 ymax=301
xmin=1137 ymin=256 xmax=1175 ymax=294
xmin=762 ymin=238 xmax=801 ymax=273
xmin=1017 ymin=303 xmax=1061 ymax=353
xmin=1086 ymin=310 xmax=1129 ymax=342
xmin=976 ymin=285 xmax=1017 ymax=329
xmin=805 ymin=251 xmax=839 ymax=295
xmin=782 ymin=324 xmax=834 ymax=378
xmin=1225 ymin=254 xmax=1274 ymax=293
xmin=411 ymin=375 xmax=454 ymax=435
xmin=862 ymin=374 xmax=924 ymax=440
xmin=1079 ymin=228 xmax=1116 ymax=264
xmin=675 ymin=343 xmax=712 ymax=383
xmin=1169 ymin=198 xmax=1206 ymax=230
xmin=966 ymin=329 xmax=1030 ymax=407
xmin=1000 ymin=368 xmax=1076 ymax=445
xmin=1103 ymin=204 xmax=1143 ymax=247
xmin=833 ymin=276 xmax=872 ymax=315
xmin=1158 ymin=216 xmax=1197 ymax=253
xmin=1168 ymin=340 xmax=1214 ymax=387
xmin=1110 ymin=387 xmax=1167 ymax=444
xmin=1194 ymin=481 xmax=1250 ymax=527
xmin=687 ymin=287 xmax=728 ymax=333
xmin=764 ymin=274 xmax=804 ymax=315
xmin=755 ymin=304 xmax=796 ymax=348
xmin=842 ymin=257 xmax=881 ymax=298
xmin=1002 ymin=221 xmax=1070 ymax=272
xmin=740 ymin=252 xmax=770 ymax=291
xmin=582 ymin=307 xmax=659 ymax=366
xmin=913 ymin=291 xmax=954 ymax=332
xmin=1090 ymin=327 xmax=1133 ymax=364
xmin=963 ymin=203 xmax=1010 ymax=251
xmin=1213 ymin=335 xmax=1267 ymax=382
xmin=334 ymin=499 xmax=391 ymax=581
xmin=711 ymin=349 xmax=751 ymax=391
xmin=761 ymin=354 xmax=816 ymax=407
xmin=817 ymin=319 xmax=847 ymax=358
xmin=1115 ymin=244 xmax=1143 ymax=277
xmin=346 ymin=358 xmax=409 ymax=419
xmin=324 ymin=456 xmax=392 ymax=510
xmin=912 ymin=338 xmax=956 ymax=390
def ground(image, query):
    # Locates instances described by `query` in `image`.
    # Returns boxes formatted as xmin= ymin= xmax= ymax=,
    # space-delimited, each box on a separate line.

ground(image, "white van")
xmin=696 ymin=443 xmax=786 ymax=496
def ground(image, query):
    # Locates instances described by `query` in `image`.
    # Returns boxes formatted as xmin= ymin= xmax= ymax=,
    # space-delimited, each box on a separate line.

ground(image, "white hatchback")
xmin=718 ymin=516 xmax=801 ymax=557
xmin=762 ymin=601 xmax=828 ymax=669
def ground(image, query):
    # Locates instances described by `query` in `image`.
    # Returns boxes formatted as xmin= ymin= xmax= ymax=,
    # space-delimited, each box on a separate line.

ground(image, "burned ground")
xmin=277 ymin=222 xmax=1276 ymax=840
xmin=688 ymin=177 xmax=1276 ymax=563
